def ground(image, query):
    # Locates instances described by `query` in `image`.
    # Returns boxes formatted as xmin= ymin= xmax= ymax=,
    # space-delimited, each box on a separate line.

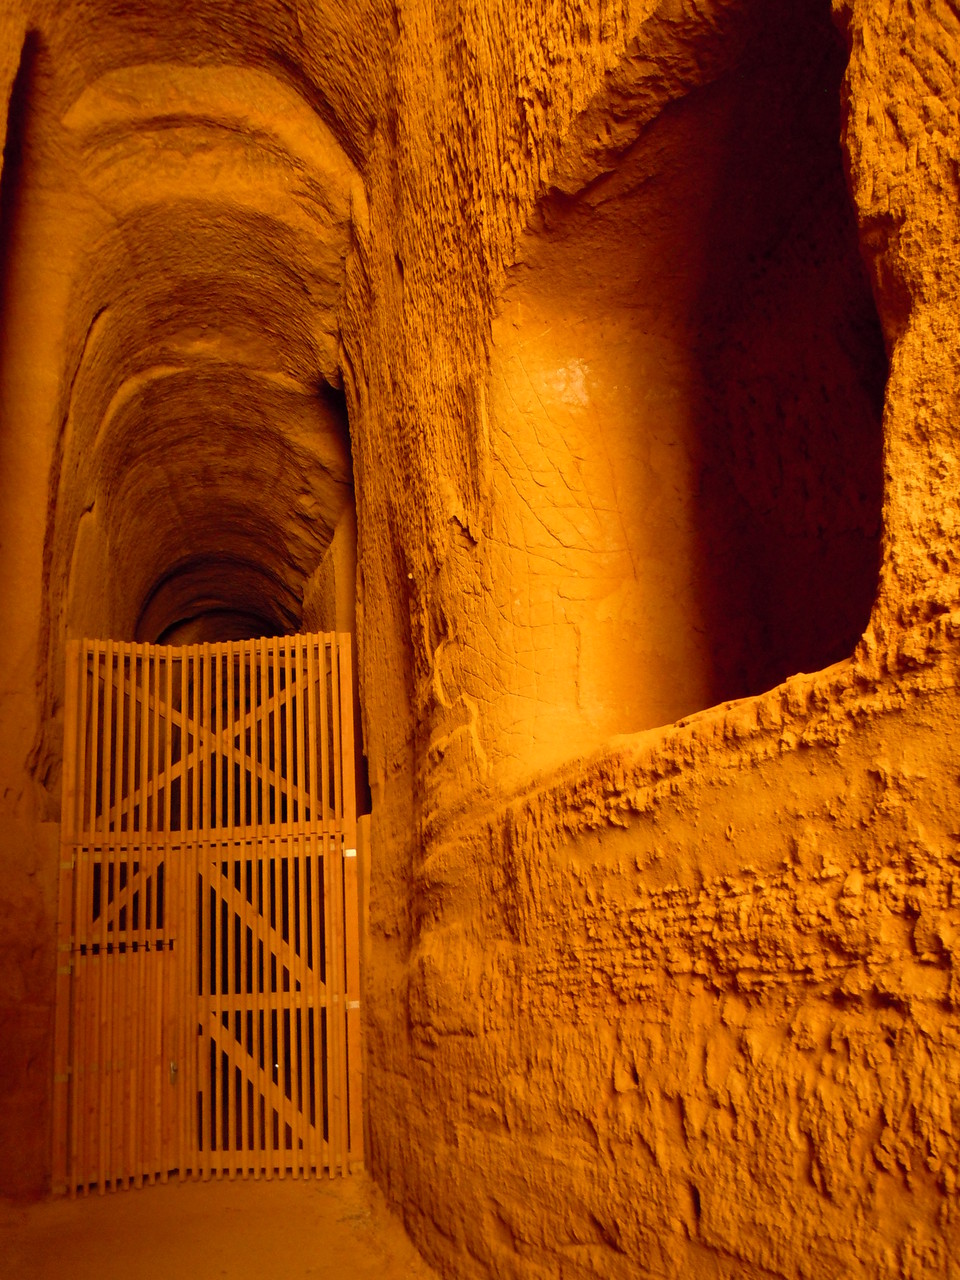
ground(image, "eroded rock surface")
xmin=1 ymin=2 xmax=958 ymax=1277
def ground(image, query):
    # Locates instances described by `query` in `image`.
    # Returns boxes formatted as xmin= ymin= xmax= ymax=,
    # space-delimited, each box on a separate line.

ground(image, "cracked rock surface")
xmin=1 ymin=2 xmax=959 ymax=1278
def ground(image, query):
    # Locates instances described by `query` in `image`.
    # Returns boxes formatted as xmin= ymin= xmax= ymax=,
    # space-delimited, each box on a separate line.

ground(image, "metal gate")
xmin=52 ymin=633 xmax=363 ymax=1194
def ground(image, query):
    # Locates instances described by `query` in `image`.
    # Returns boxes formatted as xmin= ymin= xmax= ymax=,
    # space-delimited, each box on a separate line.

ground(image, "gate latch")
xmin=169 ymin=1060 xmax=178 ymax=1085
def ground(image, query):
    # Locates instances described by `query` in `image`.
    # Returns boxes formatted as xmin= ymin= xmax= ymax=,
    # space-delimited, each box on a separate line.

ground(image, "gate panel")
xmin=53 ymin=633 xmax=362 ymax=1195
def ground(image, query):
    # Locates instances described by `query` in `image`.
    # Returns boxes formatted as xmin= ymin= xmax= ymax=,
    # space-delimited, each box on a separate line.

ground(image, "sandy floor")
xmin=0 ymin=1174 xmax=437 ymax=1279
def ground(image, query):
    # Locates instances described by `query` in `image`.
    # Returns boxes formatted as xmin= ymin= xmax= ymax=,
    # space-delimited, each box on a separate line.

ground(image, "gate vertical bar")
xmin=306 ymin=637 xmax=324 ymax=1173
xmin=121 ymin=642 xmax=138 ymax=1188
xmin=211 ymin=644 xmax=224 ymax=1179
xmin=157 ymin=651 xmax=172 ymax=1183
xmin=79 ymin=642 xmax=99 ymax=1192
xmin=328 ymin=636 xmax=347 ymax=1176
xmin=234 ymin=643 xmax=252 ymax=1177
xmin=259 ymin=639 xmax=275 ymax=1179
xmin=133 ymin=645 xmax=149 ymax=1189
xmin=317 ymin=638 xmax=338 ymax=1176
xmin=175 ymin=645 xmax=188 ymax=1180
xmin=248 ymin=640 xmax=263 ymax=1179
xmin=187 ymin=643 xmax=201 ymax=1180
xmin=281 ymin=636 xmax=301 ymax=1175
xmin=241 ymin=645 xmax=252 ymax=1176
xmin=270 ymin=636 xmax=288 ymax=1176
xmin=96 ymin=640 xmax=114 ymax=1193
xmin=199 ymin=641 xmax=212 ymax=1181
xmin=338 ymin=635 xmax=363 ymax=1169
xmin=145 ymin=642 xmax=162 ymax=1184
xmin=293 ymin=638 xmax=311 ymax=1177
xmin=69 ymin=640 xmax=90 ymax=1193
xmin=225 ymin=640 xmax=238 ymax=1176
xmin=53 ymin=638 xmax=81 ymax=1195
xmin=111 ymin=644 xmax=127 ymax=1189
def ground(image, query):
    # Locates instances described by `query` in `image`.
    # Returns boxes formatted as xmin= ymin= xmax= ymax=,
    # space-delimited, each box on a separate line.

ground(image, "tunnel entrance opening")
xmin=52 ymin=632 xmax=364 ymax=1193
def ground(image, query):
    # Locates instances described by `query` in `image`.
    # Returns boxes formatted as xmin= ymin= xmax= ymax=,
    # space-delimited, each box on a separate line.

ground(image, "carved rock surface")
xmin=1 ymin=2 xmax=959 ymax=1278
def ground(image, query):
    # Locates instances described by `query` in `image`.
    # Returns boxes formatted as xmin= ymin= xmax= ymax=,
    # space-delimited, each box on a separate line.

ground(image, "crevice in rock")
xmin=0 ymin=30 xmax=38 ymax=330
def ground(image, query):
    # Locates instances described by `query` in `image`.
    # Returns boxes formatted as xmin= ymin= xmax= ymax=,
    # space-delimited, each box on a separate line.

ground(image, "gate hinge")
xmin=346 ymin=1000 xmax=360 ymax=1011
xmin=343 ymin=848 xmax=356 ymax=859
xmin=57 ymin=964 xmax=72 ymax=976
xmin=54 ymin=1072 xmax=70 ymax=1084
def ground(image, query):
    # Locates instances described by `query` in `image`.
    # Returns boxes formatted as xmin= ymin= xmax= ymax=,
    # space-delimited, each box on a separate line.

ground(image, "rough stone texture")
xmin=1 ymin=1 xmax=958 ymax=1278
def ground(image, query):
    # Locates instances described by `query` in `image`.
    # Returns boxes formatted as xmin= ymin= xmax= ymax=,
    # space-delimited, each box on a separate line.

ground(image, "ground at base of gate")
xmin=0 ymin=1172 xmax=438 ymax=1279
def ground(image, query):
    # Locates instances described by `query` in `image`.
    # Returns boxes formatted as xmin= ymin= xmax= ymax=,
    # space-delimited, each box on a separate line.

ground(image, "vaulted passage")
xmin=0 ymin=28 xmax=363 ymax=791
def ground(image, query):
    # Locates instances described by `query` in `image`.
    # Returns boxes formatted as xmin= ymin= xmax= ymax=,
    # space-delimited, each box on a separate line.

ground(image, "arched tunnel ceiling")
xmin=17 ymin=33 xmax=370 ymax=648
xmin=34 ymin=0 xmax=385 ymax=167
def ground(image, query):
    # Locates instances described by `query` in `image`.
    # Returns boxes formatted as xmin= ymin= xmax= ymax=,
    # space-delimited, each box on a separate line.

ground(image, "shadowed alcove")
xmin=487 ymin=1 xmax=886 ymax=753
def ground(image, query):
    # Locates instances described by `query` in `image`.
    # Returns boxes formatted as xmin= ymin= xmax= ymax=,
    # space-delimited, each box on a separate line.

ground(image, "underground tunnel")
xmin=1 ymin=1 xmax=959 ymax=1278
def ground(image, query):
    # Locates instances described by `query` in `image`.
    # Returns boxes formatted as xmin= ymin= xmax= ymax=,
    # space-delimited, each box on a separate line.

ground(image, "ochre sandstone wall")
xmin=0 ymin=0 xmax=374 ymax=1193
xmin=1 ymin=1 xmax=958 ymax=1277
